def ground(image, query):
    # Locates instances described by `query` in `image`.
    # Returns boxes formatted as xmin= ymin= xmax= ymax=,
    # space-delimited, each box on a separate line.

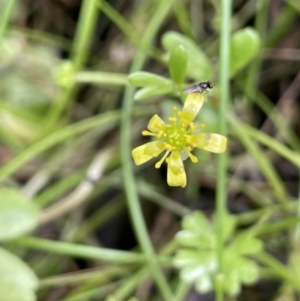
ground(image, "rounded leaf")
xmin=128 ymin=72 xmax=172 ymax=87
xmin=0 ymin=247 xmax=38 ymax=301
xmin=134 ymin=85 xmax=173 ymax=101
xmin=169 ymin=45 xmax=187 ymax=86
xmin=230 ymin=28 xmax=261 ymax=76
xmin=162 ymin=32 xmax=213 ymax=81
xmin=0 ymin=188 xmax=39 ymax=241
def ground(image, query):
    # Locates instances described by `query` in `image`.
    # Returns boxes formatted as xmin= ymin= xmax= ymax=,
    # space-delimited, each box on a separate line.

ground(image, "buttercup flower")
xmin=132 ymin=93 xmax=227 ymax=187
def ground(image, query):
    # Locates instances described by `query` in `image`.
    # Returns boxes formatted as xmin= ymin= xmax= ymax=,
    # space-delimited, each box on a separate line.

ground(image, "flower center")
xmin=142 ymin=107 xmax=205 ymax=167
xmin=158 ymin=107 xmax=197 ymax=153
xmin=164 ymin=124 xmax=187 ymax=149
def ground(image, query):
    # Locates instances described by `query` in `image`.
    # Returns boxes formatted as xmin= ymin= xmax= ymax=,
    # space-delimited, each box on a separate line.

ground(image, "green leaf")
xmin=228 ymin=232 xmax=263 ymax=255
xmin=230 ymin=27 xmax=261 ymax=76
xmin=169 ymin=45 xmax=187 ymax=86
xmin=175 ymin=230 xmax=213 ymax=249
xmin=223 ymin=255 xmax=259 ymax=295
xmin=174 ymin=250 xmax=216 ymax=279
xmin=0 ymin=247 xmax=38 ymax=301
xmin=128 ymin=71 xmax=171 ymax=87
xmin=0 ymin=188 xmax=39 ymax=241
xmin=238 ymin=258 xmax=260 ymax=284
xmin=174 ymin=249 xmax=205 ymax=267
xmin=195 ymin=274 xmax=214 ymax=294
xmin=52 ymin=60 xmax=75 ymax=88
xmin=224 ymin=267 xmax=241 ymax=295
xmin=162 ymin=31 xmax=213 ymax=81
xmin=221 ymin=213 xmax=236 ymax=242
xmin=134 ymin=85 xmax=173 ymax=101
xmin=174 ymin=249 xmax=216 ymax=294
xmin=176 ymin=211 xmax=215 ymax=249
xmin=182 ymin=211 xmax=212 ymax=234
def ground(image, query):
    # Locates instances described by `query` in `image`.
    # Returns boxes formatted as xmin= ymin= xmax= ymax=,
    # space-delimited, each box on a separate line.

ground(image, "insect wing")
xmin=183 ymin=83 xmax=202 ymax=94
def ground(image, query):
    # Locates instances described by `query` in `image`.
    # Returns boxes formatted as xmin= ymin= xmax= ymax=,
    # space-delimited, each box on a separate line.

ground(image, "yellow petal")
xmin=167 ymin=151 xmax=187 ymax=187
xmin=147 ymin=114 xmax=166 ymax=133
xmin=191 ymin=133 xmax=227 ymax=153
xmin=181 ymin=93 xmax=205 ymax=122
xmin=132 ymin=141 xmax=165 ymax=165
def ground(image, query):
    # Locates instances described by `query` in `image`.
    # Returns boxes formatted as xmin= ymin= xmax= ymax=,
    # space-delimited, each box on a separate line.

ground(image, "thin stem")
xmin=256 ymin=251 xmax=300 ymax=292
xmin=71 ymin=0 xmax=100 ymax=69
xmin=0 ymin=0 xmax=17 ymax=42
xmin=0 ymin=111 xmax=120 ymax=183
xmin=174 ymin=281 xmax=191 ymax=301
xmin=296 ymin=171 xmax=300 ymax=242
xmin=13 ymin=236 xmax=147 ymax=264
xmin=99 ymin=1 xmax=161 ymax=61
xmin=216 ymin=0 xmax=232 ymax=300
xmin=75 ymin=71 xmax=128 ymax=86
xmin=245 ymin=0 xmax=268 ymax=98
xmin=44 ymin=0 xmax=99 ymax=129
xmin=229 ymin=115 xmax=288 ymax=204
xmin=120 ymin=0 xmax=176 ymax=299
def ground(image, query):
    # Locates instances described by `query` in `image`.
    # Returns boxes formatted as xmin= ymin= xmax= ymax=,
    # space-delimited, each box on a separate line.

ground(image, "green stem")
xmin=0 ymin=111 xmax=120 ymax=183
xmin=266 ymin=4 xmax=298 ymax=47
xmin=0 ymin=0 xmax=17 ymax=42
xmin=245 ymin=0 xmax=268 ymax=98
xmin=296 ymin=172 xmax=300 ymax=242
xmin=120 ymin=1 xmax=176 ymax=299
xmin=45 ymin=0 xmax=99 ymax=129
xmin=256 ymin=251 xmax=300 ymax=292
xmin=75 ymin=71 xmax=128 ymax=86
xmin=99 ymin=1 xmax=161 ymax=61
xmin=12 ymin=236 xmax=147 ymax=264
xmin=216 ymin=1 xmax=232 ymax=300
xmin=39 ymin=266 xmax=129 ymax=287
xmin=235 ymin=201 xmax=297 ymax=226
xmin=229 ymin=115 xmax=288 ymax=204
xmin=174 ymin=281 xmax=191 ymax=301
xmin=112 ymin=268 xmax=148 ymax=300
xmin=71 ymin=0 xmax=100 ymax=69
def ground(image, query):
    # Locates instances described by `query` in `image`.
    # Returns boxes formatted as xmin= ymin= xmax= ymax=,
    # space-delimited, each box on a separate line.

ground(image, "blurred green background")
xmin=1 ymin=0 xmax=300 ymax=300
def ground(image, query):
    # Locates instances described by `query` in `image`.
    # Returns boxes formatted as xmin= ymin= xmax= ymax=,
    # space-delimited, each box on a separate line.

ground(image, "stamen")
xmin=189 ymin=122 xmax=196 ymax=131
xmin=185 ymin=148 xmax=198 ymax=163
xmin=164 ymin=143 xmax=173 ymax=152
xmin=142 ymin=130 xmax=156 ymax=136
xmin=157 ymin=130 xmax=164 ymax=138
xmin=186 ymin=136 xmax=192 ymax=144
xmin=155 ymin=151 xmax=170 ymax=168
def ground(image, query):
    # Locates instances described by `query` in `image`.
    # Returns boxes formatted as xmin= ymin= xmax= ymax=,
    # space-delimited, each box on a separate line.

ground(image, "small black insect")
xmin=184 ymin=81 xmax=214 ymax=94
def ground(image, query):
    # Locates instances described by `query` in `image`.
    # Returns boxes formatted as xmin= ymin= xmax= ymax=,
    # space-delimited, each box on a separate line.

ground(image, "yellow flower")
xmin=132 ymin=93 xmax=227 ymax=187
